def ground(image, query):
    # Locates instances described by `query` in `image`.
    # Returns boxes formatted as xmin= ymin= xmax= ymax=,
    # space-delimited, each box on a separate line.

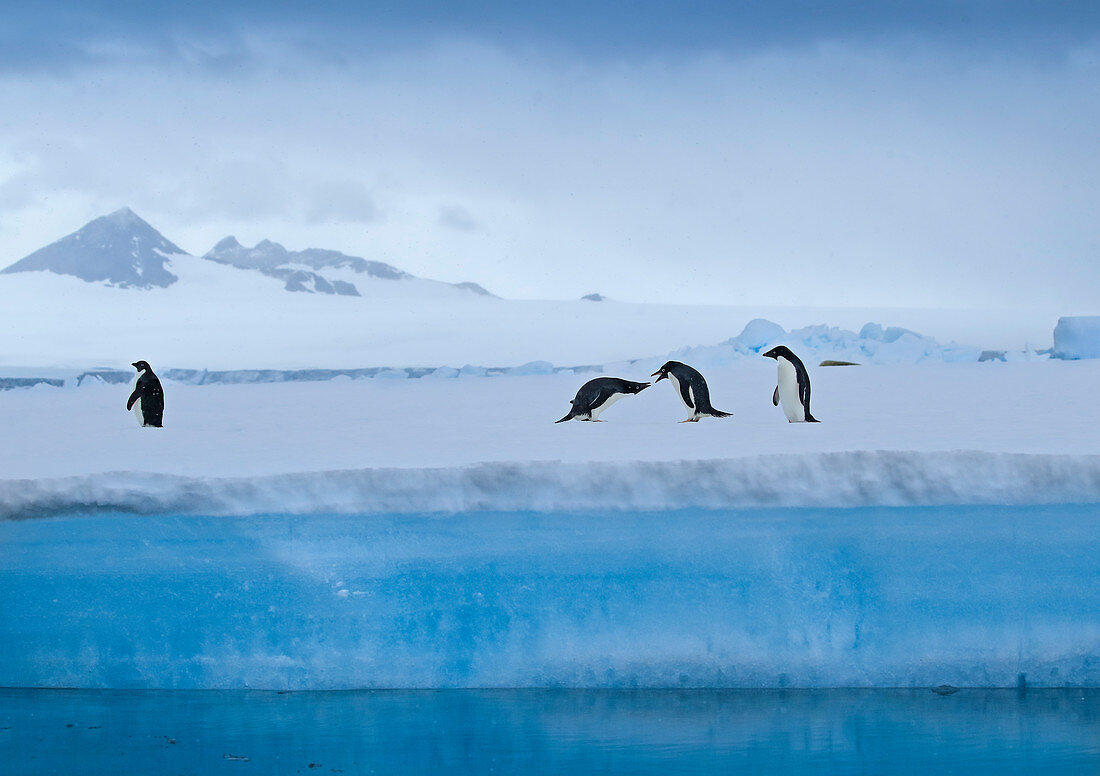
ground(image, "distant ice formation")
xmin=1053 ymin=316 xmax=1100 ymax=360
xmin=665 ymin=318 xmax=982 ymax=369
xmin=0 ymin=317 xmax=992 ymax=392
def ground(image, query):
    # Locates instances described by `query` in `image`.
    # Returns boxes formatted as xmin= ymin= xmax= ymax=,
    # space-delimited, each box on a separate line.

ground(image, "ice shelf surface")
xmin=2 ymin=505 xmax=1098 ymax=690
xmin=2 ymin=360 xmax=1099 ymax=487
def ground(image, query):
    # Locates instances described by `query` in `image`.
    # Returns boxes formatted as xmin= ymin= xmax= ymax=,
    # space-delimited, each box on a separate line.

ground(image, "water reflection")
xmin=2 ymin=688 xmax=1098 ymax=774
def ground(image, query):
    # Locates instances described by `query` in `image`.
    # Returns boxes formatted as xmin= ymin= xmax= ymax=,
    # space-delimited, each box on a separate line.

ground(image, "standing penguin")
xmin=126 ymin=360 xmax=164 ymax=427
xmin=556 ymin=377 xmax=650 ymax=423
xmin=651 ymin=361 xmax=732 ymax=422
xmin=762 ymin=346 xmax=819 ymax=422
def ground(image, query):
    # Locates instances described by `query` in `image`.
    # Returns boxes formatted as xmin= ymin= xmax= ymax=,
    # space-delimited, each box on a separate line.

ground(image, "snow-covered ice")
xmin=1 ymin=359 xmax=1099 ymax=516
xmin=3 ymin=350 xmax=1099 ymax=690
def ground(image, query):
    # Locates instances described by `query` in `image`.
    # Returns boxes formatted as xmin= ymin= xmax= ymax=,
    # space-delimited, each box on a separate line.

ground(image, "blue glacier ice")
xmin=2 ymin=505 xmax=1099 ymax=690
xmin=1053 ymin=316 xmax=1100 ymax=360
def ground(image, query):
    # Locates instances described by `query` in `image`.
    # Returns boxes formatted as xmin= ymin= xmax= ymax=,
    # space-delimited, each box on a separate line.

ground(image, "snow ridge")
xmin=3 ymin=451 xmax=1099 ymax=519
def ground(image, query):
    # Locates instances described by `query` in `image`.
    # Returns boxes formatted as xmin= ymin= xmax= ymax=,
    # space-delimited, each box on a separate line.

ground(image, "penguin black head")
xmin=650 ymin=361 xmax=678 ymax=382
xmin=132 ymin=360 xmax=153 ymax=372
xmin=762 ymin=346 xmax=794 ymax=361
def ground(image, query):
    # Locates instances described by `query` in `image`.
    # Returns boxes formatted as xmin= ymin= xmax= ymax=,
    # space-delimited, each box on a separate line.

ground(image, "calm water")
xmin=2 ymin=688 xmax=1099 ymax=775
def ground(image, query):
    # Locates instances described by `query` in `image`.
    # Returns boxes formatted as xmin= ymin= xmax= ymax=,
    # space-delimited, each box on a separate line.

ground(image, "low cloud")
xmin=438 ymin=204 xmax=478 ymax=231
xmin=303 ymin=179 xmax=380 ymax=225
xmin=1 ymin=29 xmax=1098 ymax=307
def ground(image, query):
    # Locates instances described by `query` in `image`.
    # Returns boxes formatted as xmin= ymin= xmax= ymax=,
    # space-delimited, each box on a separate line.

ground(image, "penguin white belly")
xmin=131 ymin=373 xmax=146 ymax=426
xmin=776 ymin=359 xmax=804 ymax=422
xmin=668 ymin=373 xmax=696 ymax=416
xmin=590 ymin=392 xmax=623 ymax=420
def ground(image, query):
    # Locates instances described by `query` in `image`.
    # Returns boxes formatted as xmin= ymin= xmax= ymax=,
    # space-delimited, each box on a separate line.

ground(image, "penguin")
xmin=762 ymin=346 xmax=819 ymax=422
xmin=556 ymin=377 xmax=650 ymax=423
xmin=650 ymin=361 xmax=732 ymax=422
xmin=126 ymin=360 xmax=164 ymax=427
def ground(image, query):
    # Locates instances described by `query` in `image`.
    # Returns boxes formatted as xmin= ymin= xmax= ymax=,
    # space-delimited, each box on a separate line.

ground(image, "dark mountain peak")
xmin=1 ymin=208 xmax=184 ymax=289
xmin=204 ymin=238 xmax=411 ymax=282
xmin=212 ymin=235 xmax=241 ymax=251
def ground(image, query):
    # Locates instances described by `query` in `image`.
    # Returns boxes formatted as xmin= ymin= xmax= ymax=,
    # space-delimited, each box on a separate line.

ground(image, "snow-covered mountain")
xmin=1 ymin=208 xmax=495 ymax=298
xmin=0 ymin=208 xmax=1061 ymax=370
xmin=203 ymin=236 xmax=493 ymax=297
xmin=0 ymin=208 xmax=186 ymax=289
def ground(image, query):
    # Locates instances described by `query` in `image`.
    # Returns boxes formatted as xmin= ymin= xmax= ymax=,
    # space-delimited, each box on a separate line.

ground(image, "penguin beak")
xmin=651 ymin=370 xmax=667 ymax=382
xmin=131 ymin=362 xmax=140 ymax=368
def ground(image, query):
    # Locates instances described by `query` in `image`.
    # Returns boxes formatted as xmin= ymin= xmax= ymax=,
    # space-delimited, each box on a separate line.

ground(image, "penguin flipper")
xmin=126 ymin=389 xmax=141 ymax=411
xmin=772 ymin=386 xmax=780 ymax=406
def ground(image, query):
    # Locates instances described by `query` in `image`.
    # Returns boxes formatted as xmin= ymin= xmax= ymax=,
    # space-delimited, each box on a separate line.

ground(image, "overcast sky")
xmin=1 ymin=1 xmax=1098 ymax=309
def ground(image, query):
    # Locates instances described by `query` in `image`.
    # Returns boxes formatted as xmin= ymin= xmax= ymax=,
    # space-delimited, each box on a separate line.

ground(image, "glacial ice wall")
xmin=2 ymin=505 xmax=1098 ymax=689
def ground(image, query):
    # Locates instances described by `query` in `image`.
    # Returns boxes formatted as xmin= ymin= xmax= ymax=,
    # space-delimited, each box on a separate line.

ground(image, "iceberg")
xmin=665 ymin=319 xmax=981 ymax=370
xmin=1053 ymin=316 xmax=1100 ymax=360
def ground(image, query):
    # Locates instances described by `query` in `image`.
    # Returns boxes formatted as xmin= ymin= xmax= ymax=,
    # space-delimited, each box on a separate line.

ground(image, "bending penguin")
xmin=762 ymin=346 xmax=819 ymax=422
xmin=556 ymin=377 xmax=650 ymax=423
xmin=651 ymin=361 xmax=732 ymax=422
xmin=126 ymin=360 xmax=164 ymax=428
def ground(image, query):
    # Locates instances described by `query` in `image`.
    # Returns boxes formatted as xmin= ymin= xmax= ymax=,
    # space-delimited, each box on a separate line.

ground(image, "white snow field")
xmin=0 ymin=250 xmax=1067 ymax=371
xmin=1 ymin=359 xmax=1099 ymax=516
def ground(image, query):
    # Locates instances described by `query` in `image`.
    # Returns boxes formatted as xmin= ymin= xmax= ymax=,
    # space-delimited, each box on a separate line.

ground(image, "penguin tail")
xmin=555 ymin=412 xmax=575 ymax=423
xmin=806 ymin=414 xmax=820 ymax=423
xmin=705 ymin=409 xmax=733 ymax=418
